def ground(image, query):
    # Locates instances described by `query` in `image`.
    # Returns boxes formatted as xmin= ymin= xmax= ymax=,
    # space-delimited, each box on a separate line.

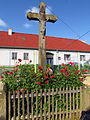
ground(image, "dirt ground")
xmin=83 ymin=74 xmax=90 ymax=86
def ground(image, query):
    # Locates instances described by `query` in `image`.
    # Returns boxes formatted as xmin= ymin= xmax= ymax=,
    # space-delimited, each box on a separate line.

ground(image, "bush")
xmin=1 ymin=60 xmax=88 ymax=91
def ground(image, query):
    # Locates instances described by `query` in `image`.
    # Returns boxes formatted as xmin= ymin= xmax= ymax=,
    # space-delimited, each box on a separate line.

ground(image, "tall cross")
xmin=27 ymin=2 xmax=57 ymax=71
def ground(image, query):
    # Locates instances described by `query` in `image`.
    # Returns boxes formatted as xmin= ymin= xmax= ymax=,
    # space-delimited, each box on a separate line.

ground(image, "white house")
xmin=0 ymin=28 xmax=90 ymax=66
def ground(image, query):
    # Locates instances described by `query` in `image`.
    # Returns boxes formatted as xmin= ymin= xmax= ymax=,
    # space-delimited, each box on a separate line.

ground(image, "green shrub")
xmin=1 ymin=60 xmax=88 ymax=91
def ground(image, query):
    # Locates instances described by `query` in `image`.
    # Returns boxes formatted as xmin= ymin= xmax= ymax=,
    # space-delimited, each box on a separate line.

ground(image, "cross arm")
xmin=46 ymin=14 xmax=58 ymax=23
xmin=27 ymin=12 xmax=39 ymax=21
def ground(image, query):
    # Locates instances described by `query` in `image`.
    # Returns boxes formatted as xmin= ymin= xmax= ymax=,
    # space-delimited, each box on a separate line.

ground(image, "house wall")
xmin=0 ymin=49 xmax=10 ymax=66
xmin=0 ymin=48 xmax=38 ymax=66
xmin=62 ymin=51 xmax=90 ymax=65
xmin=0 ymin=48 xmax=90 ymax=66
xmin=47 ymin=50 xmax=90 ymax=65
xmin=10 ymin=49 xmax=35 ymax=65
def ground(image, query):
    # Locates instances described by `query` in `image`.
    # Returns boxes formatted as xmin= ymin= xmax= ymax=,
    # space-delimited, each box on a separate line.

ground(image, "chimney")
xmin=8 ymin=28 xmax=12 ymax=35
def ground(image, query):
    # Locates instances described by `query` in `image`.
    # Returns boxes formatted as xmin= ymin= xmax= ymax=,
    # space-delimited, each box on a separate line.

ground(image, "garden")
xmin=1 ymin=59 xmax=89 ymax=91
xmin=0 ymin=59 xmax=89 ymax=120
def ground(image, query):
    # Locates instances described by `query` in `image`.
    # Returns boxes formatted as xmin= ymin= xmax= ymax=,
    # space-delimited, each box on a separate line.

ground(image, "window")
xmin=12 ymin=52 xmax=17 ymax=60
xmin=64 ymin=54 xmax=71 ymax=61
xmin=23 ymin=53 xmax=29 ymax=60
xmin=46 ymin=58 xmax=53 ymax=64
xmin=80 ymin=55 xmax=86 ymax=61
xmin=46 ymin=53 xmax=53 ymax=65
xmin=58 ymin=57 xmax=61 ymax=60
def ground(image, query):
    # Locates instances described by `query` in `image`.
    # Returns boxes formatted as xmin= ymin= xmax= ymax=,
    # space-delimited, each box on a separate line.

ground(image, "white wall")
xmin=0 ymin=49 xmax=10 ymax=66
xmin=0 ymin=48 xmax=90 ymax=66
xmin=48 ymin=50 xmax=90 ymax=65
xmin=0 ymin=48 xmax=38 ymax=66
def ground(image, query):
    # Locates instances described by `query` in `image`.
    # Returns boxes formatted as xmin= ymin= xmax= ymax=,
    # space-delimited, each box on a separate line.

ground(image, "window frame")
xmin=23 ymin=53 xmax=29 ymax=60
xmin=80 ymin=55 xmax=86 ymax=61
xmin=12 ymin=52 xmax=17 ymax=60
xmin=64 ymin=54 xmax=71 ymax=61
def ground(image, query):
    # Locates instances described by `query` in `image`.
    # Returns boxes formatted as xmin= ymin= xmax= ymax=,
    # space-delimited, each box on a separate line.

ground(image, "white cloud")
xmin=0 ymin=19 xmax=7 ymax=27
xmin=25 ymin=5 xmax=52 ymax=27
xmin=26 ymin=7 xmax=39 ymax=14
xmin=31 ymin=7 xmax=39 ymax=13
xmin=26 ymin=6 xmax=52 ymax=15
xmin=23 ymin=23 xmax=32 ymax=28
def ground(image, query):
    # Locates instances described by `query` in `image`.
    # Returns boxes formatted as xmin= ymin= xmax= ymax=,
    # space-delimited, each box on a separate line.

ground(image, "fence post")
xmin=82 ymin=86 xmax=90 ymax=111
xmin=0 ymin=80 xmax=6 ymax=120
xmin=86 ymin=86 xmax=90 ymax=108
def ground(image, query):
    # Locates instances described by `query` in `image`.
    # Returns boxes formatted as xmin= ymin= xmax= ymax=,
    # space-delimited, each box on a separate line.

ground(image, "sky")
xmin=0 ymin=0 xmax=90 ymax=44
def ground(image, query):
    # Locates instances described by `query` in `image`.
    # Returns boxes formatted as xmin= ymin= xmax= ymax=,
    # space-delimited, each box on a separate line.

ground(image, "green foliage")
xmin=81 ymin=64 xmax=90 ymax=73
xmin=55 ymin=64 xmax=83 ymax=88
xmin=1 ymin=61 xmax=87 ymax=91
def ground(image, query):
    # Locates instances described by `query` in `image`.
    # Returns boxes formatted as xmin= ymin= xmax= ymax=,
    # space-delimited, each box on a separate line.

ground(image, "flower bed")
xmin=1 ymin=59 xmax=88 ymax=91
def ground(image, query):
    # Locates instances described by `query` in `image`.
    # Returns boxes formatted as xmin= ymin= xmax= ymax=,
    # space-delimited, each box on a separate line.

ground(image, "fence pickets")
xmin=7 ymin=87 xmax=84 ymax=120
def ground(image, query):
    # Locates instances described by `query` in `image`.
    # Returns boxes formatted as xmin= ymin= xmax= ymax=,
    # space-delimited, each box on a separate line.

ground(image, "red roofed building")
xmin=0 ymin=28 xmax=90 ymax=66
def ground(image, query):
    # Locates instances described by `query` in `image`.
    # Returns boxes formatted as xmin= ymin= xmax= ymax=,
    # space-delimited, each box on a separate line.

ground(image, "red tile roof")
xmin=0 ymin=31 xmax=90 ymax=52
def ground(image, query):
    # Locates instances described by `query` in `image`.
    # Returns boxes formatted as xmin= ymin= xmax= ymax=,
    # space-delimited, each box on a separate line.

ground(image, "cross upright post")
xmin=27 ymin=1 xmax=57 ymax=71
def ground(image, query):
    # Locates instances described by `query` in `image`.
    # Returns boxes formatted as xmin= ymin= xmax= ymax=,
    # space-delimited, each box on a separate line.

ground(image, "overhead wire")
xmin=46 ymin=5 xmax=80 ymax=38
xmin=77 ymin=30 xmax=90 ymax=40
xmin=38 ymin=0 xmax=89 ymax=42
xmin=44 ymin=1 xmax=90 ymax=48
xmin=46 ymin=4 xmax=90 ymax=41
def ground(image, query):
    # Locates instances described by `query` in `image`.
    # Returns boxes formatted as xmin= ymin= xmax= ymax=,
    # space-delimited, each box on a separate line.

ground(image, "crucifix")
xmin=27 ymin=2 xmax=57 ymax=71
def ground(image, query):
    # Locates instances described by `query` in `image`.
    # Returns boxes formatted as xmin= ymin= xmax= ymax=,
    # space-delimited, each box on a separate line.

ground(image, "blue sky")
xmin=0 ymin=0 xmax=90 ymax=44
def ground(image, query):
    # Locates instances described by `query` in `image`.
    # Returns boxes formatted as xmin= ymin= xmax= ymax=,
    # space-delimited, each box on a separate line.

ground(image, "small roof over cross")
xmin=27 ymin=1 xmax=57 ymax=71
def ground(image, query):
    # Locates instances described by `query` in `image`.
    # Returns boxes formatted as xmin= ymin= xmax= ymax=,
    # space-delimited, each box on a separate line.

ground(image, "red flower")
xmin=9 ymin=72 xmax=13 ymax=75
xmin=14 ymin=69 xmax=18 ymax=71
xmin=32 ymin=69 xmax=35 ymax=71
xmin=15 ymin=65 xmax=19 ymax=67
xmin=44 ymin=76 xmax=48 ymax=79
xmin=23 ymin=88 xmax=27 ymax=90
xmin=46 ymin=73 xmax=49 ymax=76
xmin=60 ymin=69 xmax=64 ymax=73
xmin=77 ymin=70 xmax=81 ymax=73
xmin=74 ymin=72 xmax=77 ymax=75
xmin=37 ymin=82 xmax=41 ymax=85
xmin=18 ymin=59 xmax=22 ymax=62
xmin=0 ymin=75 xmax=3 ymax=78
xmin=20 ymin=89 xmax=23 ymax=92
xmin=45 ymin=81 xmax=49 ymax=84
xmin=69 ymin=62 xmax=74 ymax=66
xmin=80 ymin=78 xmax=83 ymax=82
xmin=38 ymin=66 xmax=43 ymax=70
xmin=15 ymin=91 xmax=18 ymax=94
xmin=61 ymin=63 xmax=65 ymax=66
xmin=69 ymin=62 xmax=73 ymax=64
xmin=65 ymin=74 xmax=70 ymax=77
xmin=65 ymin=72 xmax=69 ymax=77
xmin=50 ymin=75 xmax=55 ymax=78
xmin=84 ymin=69 xmax=88 ymax=72
xmin=63 ymin=68 xmax=67 ymax=72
